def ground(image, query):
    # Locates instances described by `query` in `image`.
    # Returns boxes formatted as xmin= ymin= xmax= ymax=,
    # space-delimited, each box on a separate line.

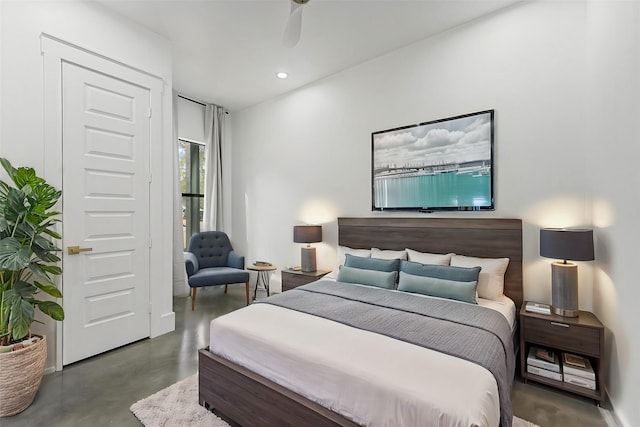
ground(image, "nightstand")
xmin=281 ymin=269 xmax=331 ymax=291
xmin=520 ymin=303 xmax=605 ymax=404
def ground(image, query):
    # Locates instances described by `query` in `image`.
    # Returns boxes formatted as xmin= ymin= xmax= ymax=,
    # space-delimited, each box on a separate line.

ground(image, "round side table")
xmin=247 ymin=264 xmax=277 ymax=300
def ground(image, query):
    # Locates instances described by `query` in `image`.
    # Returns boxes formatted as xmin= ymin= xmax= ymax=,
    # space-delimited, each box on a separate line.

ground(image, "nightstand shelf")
xmin=281 ymin=269 xmax=331 ymax=291
xmin=520 ymin=303 xmax=605 ymax=404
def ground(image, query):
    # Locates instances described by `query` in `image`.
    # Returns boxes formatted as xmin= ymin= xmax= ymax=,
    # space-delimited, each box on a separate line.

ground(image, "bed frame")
xmin=199 ymin=217 xmax=523 ymax=427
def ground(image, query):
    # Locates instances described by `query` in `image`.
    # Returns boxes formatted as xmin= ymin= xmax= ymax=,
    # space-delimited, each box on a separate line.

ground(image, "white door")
xmin=62 ymin=61 xmax=151 ymax=365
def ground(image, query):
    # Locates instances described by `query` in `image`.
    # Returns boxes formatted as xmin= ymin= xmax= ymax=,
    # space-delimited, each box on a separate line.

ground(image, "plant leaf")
xmin=9 ymin=298 xmax=34 ymax=341
xmin=32 ymin=234 xmax=61 ymax=263
xmin=5 ymin=188 xmax=29 ymax=223
xmin=0 ymin=217 xmax=9 ymax=234
xmin=0 ymin=158 xmax=17 ymax=182
xmin=28 ymin=262 xmax=62 ymax=281
xmin=32 ymin=248 xmax=61 ymax=264
xmin=37 ymin=301 xmax=64 ymax=321
xmin=14 ymin=221 xmax=35 ymax=240
xmin=33 ymin=280 xmax=63 ymax=298
xmin=13 ymin=280 xmax=37 ymax=298
xmin=33 ymin=233 xmax=56 ymax=248
xmin=12 ymin=166 xmax=38 ymax=191
xmin=40 ymin=264 xmax=62 ymax=275
xmin=42 ymin=228 xmax=62 ymax=240
xmin=27 ymin=263 xmax=50 ymax=282
xmin=0 ymin=237 xmax=30 ymax=270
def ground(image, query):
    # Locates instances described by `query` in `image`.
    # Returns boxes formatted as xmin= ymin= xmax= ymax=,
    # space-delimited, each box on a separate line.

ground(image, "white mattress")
xmin=209 ymin=289 xmax=515 ymax=427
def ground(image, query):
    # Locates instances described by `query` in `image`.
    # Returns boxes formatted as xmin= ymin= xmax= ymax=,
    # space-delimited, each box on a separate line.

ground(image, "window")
xmin=179 ymin=141 xmax=205 ymax=248
xmin=177 ymin=95 xmax=207 ymax=248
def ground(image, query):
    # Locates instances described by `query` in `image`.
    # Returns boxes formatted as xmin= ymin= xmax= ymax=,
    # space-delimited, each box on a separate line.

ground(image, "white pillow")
xmin=371 ymin=248 xmax=407 ymax=260
xmin=450 ymin=255 xmax=509 ymax=301
xmin=405 ymin=248 xmax=454 ymax=266
xmin=337 ymin=246 xmax=371 ymax=267
xmin=324 ymin=269 xmax=338 ymax=280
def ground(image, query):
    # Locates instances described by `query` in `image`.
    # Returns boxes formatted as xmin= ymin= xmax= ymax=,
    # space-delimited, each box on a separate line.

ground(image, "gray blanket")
xmin=260 ymin=280 xmax=514 ymax=427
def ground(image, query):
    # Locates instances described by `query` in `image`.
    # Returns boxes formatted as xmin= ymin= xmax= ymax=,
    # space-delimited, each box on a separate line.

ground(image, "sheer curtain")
xmin=202 ymin=104 xmax=225 ymax=231
xmin=172 ymin=91 xmax=189 ymax=296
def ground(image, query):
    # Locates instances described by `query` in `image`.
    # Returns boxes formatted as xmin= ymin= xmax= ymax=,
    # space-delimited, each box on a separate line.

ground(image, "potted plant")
xmin=0 ymin=158 xmax=64 ymax=417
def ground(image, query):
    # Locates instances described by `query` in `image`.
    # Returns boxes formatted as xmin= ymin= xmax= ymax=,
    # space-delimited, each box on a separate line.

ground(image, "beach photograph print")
xmin=372 ymin=110 xmax=494 ymax=211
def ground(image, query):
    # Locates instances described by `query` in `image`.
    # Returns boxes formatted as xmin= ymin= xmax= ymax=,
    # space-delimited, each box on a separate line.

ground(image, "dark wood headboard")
xmin=337 ymin=217 xmax=523 ymax=311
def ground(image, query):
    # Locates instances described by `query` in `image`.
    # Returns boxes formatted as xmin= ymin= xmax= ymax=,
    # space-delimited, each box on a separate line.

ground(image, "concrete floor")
xmin=512 ymin=373 xmax=610 ymax=427
xmin=3 ymin=285 xmax=611 ymax=427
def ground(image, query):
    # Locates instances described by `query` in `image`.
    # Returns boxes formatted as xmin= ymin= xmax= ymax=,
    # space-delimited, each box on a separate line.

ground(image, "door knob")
xmin=68 ymin=246 xmax=93 ymax=255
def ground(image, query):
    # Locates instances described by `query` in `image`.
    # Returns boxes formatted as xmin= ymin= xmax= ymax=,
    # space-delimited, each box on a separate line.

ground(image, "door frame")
xmin=41 ymin=34 xmax=175 ymax=371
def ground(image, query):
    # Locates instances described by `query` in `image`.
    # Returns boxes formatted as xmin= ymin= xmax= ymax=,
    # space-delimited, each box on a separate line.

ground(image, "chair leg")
xmin=191 ymin=287 xmax=197 ymax=311
xmin=245 ymin=282 xmax=250 ymax=305
xmin=224 ymin=284 xmax=228 ymax=294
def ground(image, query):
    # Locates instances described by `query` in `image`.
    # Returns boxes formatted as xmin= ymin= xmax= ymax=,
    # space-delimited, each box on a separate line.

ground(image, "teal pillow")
xmin=337 ymin=266 xmax=398 ymax=290
xmin=344 ymin=254 xmax=400 ymax=273
xmin=397 ymin=271 xmax=478 ymax=304
xmin=400 ymin=260 xmax=481 ymax=282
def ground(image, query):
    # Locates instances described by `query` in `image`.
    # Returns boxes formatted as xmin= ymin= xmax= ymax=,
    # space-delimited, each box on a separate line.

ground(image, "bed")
xmin=199 ymin=217 xmax=523 ymax=427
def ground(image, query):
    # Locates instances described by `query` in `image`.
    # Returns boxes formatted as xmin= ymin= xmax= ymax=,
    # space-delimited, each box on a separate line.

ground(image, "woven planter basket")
xmin=0 ymin=335 xmax=47 ymax=417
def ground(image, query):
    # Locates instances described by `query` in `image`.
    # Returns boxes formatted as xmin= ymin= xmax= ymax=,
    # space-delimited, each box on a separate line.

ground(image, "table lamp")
xmin=540 ymin=228 xmax=594 ymax=317
xmin=293 ymin=225 xmax=322 ymax=272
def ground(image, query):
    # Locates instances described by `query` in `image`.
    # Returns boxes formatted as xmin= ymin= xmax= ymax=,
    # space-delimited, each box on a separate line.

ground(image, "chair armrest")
xmin=227 ymin=251 xmax=245 ymax=270
xmin=184 ymin=252 xmax=199 ymax=276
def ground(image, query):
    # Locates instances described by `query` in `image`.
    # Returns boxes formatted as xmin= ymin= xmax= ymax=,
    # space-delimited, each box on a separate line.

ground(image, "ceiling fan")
xmin=283 ymin=0 xmax=311 ymax=47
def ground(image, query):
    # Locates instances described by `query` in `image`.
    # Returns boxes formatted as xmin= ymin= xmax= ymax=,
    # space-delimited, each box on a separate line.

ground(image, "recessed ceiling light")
xmin=276 ymin=72 xmax=288 ymax=79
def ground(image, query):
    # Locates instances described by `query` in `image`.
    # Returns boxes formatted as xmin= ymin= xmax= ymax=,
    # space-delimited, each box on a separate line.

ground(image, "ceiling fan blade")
xmin=283 ymin=2 xmax=305 ymax=47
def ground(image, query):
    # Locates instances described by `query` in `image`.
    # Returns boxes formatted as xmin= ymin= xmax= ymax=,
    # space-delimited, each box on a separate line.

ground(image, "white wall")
xmin=0 ymin=1 xmax=175 ymax=371
xmin=231 ymin=1 xmax=590 ymax=296
xmin=231 ymin=1 xmax=636 ymax=425
xmin=586 ymin=2 xmax=640 ymax=426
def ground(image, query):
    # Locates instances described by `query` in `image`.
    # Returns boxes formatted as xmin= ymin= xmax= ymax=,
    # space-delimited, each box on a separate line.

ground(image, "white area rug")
xmin=130 ymin=375 xmax=228 ymax=427
xmin=131 ymin=374 xmax=540 ymax=427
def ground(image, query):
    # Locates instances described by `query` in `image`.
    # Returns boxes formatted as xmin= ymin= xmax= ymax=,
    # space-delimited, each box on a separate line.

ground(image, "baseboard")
xmin=601 ymin=408 xmax=622 ymax=427
xmin=602 ymin=388 xmax=624 ymax=427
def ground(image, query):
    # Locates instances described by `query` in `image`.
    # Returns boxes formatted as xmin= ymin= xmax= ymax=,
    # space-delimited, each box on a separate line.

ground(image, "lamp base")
xmin=301 ymin=247 xmax=317 ymax=272
xmin=551 ymin=262 xmax=579 ymax=317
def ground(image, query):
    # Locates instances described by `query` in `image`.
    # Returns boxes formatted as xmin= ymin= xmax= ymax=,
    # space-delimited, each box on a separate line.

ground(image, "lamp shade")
xmin=293 ymin=225 xmax=322 ymax=244
xmin=540 ymin=228 xmax=594 ymax=261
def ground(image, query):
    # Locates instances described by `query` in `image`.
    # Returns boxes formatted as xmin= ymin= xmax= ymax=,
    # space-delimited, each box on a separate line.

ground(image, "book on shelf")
xmin=563 ymin=352 xmax=587 ymax=368
xmin=535 ymin=347 xmax=556 ymax=363
xmin=564 ymin=372 xmax=596 ymax=390
xmin=527 ymin=364 xmax=562 ymax=381
xmin=525 ymin=301 xmax=551 ymax=315
xmin=527 ymin=346 xmax=560 ymax=373
xmin=562 ymin=353 xmax=595 ymax=380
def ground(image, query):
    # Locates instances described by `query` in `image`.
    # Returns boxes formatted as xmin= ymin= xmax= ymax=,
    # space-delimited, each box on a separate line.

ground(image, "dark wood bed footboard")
xmin=198 ymin=348 xmax=360 ymax=427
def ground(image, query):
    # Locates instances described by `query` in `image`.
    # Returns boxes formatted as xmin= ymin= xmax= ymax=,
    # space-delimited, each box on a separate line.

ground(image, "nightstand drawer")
xmin=282 ymin=273 xmax=315 ymax=290
xmin=524 ymin=316 xmax=600 ymax=356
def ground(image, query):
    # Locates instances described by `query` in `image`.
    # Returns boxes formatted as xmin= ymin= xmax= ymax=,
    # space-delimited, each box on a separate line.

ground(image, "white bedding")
xmin=479 ymin=294 xmax=517 ymax=332
xmin=209 ymin=289 xmax=515 ymax=427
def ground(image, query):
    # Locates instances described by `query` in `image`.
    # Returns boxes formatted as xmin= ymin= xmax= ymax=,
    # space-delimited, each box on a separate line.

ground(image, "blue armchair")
xmin=184 ymin=231 xmax=250 ymax=310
